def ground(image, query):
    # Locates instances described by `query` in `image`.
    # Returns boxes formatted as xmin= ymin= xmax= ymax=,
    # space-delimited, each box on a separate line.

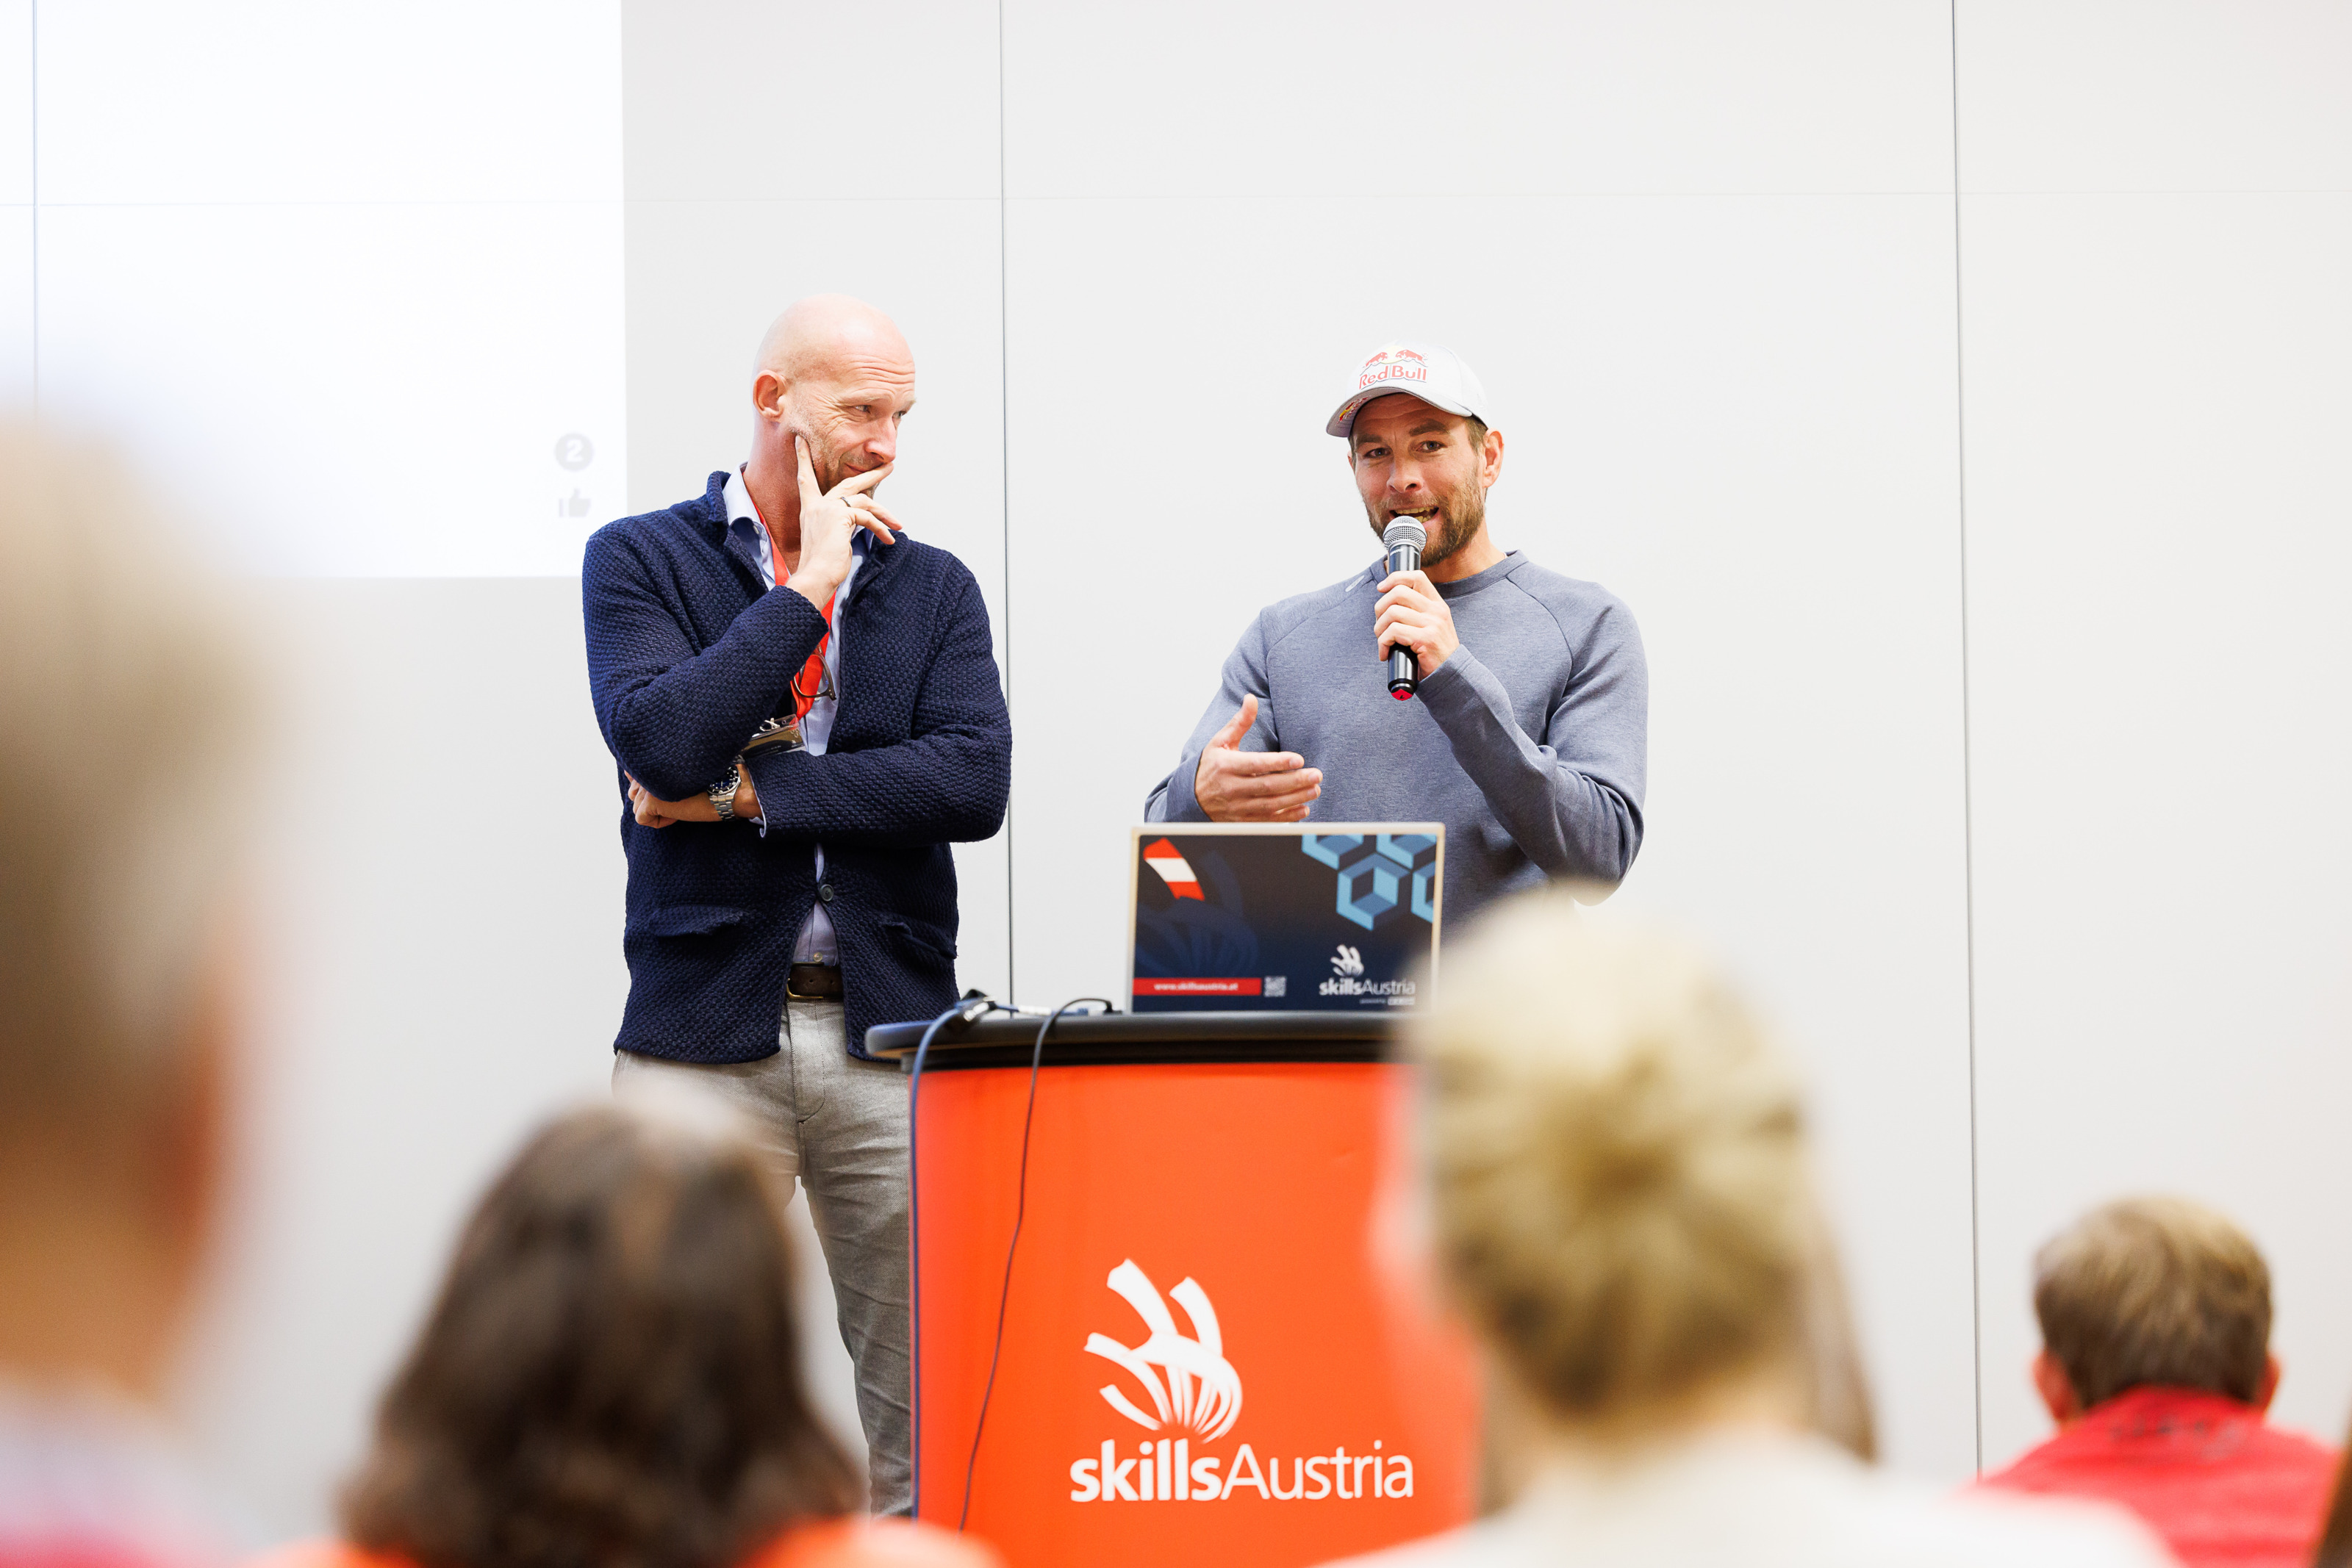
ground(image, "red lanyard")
xmin=750 ymin=495 xmax=833 ymax=722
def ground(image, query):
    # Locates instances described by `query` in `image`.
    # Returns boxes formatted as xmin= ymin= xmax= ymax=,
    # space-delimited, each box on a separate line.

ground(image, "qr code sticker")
xmin=1263 ymin=975 xmax=1288 ymax=998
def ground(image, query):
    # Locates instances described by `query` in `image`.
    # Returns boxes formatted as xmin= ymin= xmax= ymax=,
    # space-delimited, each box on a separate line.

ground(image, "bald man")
xmin=583 ymin=295 xmax=1010 ymax=1513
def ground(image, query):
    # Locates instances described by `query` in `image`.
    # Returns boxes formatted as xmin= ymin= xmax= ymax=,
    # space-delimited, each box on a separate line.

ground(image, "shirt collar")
xmin=1362 ymin=548 xmax=1521 ymax=600
xmin=725 ymin=465 xmax=759 ymax=527
xmin=2081 ymin=1384 xmax=2267 ymax=1434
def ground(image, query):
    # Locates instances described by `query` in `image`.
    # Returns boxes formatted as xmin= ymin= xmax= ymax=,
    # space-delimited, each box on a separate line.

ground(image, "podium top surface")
xmin=864 ymin=1009 xmax=1398 ymax=1070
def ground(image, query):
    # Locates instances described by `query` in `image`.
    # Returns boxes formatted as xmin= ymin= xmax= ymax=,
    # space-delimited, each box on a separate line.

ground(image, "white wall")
xmin=994 ymin=0 xmax=1979 ymax=1479
xmin=1956 ymin=0 xmax=2352 ymax=1468
xmin=6 ymin=0 xmax=2347 ymax=1538
xmin=171 ymin=581 xmax=631 ymax=1531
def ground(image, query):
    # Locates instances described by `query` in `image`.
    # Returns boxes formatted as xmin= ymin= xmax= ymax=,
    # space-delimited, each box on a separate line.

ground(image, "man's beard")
xmin=800 ymin=429 xmax=883 ymax=497
xmin=816 ymin=449 xmax=870 ymax=494
xmin=1366 ymin=480 xmax=1485 ymax=569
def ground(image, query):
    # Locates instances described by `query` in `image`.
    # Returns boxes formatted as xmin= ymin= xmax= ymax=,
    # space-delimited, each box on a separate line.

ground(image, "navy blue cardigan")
xmin=582 ymin=472 xmax=1010 ymax=1062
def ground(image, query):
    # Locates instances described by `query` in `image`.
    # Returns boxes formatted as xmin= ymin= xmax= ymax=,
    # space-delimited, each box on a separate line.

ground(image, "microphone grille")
xmin=1382 ymin=519 xmax=1427 ymax=551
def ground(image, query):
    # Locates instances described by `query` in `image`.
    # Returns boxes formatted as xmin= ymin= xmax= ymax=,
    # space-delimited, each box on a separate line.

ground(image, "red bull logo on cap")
xmin=1356 ymin=345 xmax=1428 ymax=390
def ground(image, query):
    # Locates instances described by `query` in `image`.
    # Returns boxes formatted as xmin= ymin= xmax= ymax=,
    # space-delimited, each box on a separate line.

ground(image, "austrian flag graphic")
xmin=1141 ymin=838 xmax=1204 ymax=901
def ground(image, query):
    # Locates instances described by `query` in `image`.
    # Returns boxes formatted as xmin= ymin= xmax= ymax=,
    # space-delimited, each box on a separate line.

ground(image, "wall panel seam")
xmin=997 ymin=0 xmax=1014 ymax=1004
xmin=1949 ymin=0 xmax=1984 ymax=1479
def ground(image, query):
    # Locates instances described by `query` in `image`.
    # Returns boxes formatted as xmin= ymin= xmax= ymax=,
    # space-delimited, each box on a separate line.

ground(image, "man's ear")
xmin=2256 ymin=1353 xmax=2281 ymax=1413
xmin=753 ymin=371 xmax=788 ymax=419
xmin=1480 ymin=426 xmax=1505 ymax=486
xmin=2032 ymin=1350 xmax=2084 ymax=1426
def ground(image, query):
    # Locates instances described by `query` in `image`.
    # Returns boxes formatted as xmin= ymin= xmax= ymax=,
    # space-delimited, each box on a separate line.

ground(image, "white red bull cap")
xmin=1326 ymin=340 xmax=1491 ymax=437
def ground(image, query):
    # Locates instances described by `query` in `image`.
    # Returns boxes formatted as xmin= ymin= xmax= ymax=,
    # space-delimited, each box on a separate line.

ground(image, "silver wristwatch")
xmin=708 ymin=759 xmax=743 ymax=821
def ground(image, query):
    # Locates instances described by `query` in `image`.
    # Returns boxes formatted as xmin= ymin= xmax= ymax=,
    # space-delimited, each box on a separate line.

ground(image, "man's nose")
xmin=865 ymin=423 xmax=898 ymax=464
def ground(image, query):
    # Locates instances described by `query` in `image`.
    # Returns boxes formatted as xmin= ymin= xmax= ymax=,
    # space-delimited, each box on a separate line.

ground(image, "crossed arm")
xmin=584 ymin=540 xmax=1008 ymax=846
xmin=734 ymin=570 xmax=1009 ymax=846
xmin=585 ymin=534 xmax=825 ymax=805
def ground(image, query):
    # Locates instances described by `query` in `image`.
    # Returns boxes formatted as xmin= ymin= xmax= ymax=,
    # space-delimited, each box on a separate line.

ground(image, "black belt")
xmin=786 ymin=963 xmax=842 ymax=1001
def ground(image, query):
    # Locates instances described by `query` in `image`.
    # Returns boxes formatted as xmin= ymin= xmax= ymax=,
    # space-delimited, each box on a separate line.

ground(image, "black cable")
xmin=906 ymin=993 xmax=1000 ymax=1518
xmin=958 ymin=996 xmax=1112 ymax=1531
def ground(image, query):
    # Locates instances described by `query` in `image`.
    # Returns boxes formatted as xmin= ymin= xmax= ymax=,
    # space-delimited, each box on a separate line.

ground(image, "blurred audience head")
xmin=2029 ymin=1196 xmax=2276 ymax=1423
xmin=0 ymin=420 xmax=254 ymax=1403
xmin=1405 ymin=891 xmax=1871 ymax=1456
xmin=340 ymin=1095 xmax=861 ymax=1568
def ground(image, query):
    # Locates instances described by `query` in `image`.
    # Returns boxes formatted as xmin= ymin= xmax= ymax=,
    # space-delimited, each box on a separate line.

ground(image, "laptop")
xmin=1125 ymin=822 xmax=1444 ymax=1013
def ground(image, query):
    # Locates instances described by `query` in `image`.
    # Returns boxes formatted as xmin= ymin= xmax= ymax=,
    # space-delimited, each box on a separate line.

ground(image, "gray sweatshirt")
xmin=1144 ymin=551 xmax=1647 ymax=924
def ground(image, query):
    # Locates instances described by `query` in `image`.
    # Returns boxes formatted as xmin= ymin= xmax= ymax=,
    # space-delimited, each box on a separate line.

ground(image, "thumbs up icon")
xmin=559 ymin=489 xmax=591 ymax=519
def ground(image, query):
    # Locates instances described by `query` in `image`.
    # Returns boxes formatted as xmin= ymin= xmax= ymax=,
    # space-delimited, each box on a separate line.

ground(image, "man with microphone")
xmin=582 ymin=295 xmax=1009 ymax=1514
xmin=1144 ymin=342 xmax=1646 ymax=920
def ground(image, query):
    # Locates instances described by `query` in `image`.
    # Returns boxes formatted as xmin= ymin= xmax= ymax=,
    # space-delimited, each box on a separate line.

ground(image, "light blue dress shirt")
xmin=724 ymin=466 xmax=863 ymax=966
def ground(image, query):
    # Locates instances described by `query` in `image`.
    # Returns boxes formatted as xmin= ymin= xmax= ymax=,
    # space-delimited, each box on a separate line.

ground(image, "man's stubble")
xmin=1364 ymin=474 xmax=1486 ymax=571
xmin=793 ymin=420 xmax=878 ymax=497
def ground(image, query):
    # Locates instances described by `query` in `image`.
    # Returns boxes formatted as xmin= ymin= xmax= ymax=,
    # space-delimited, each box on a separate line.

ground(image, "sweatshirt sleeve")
xmin=1144 ymin=614 xmax=1280 ymax=822
xmin=1414 ymin=595 xmax=1648 ymax=888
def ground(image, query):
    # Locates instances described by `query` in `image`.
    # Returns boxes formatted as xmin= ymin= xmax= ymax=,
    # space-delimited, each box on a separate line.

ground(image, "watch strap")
xmin=708 ymin=760 xmax=742 ymax=821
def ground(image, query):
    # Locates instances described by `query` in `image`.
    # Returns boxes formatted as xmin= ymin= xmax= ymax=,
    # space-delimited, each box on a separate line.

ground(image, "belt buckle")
xmin=786 ymin=965 xmax=839 ymax=1002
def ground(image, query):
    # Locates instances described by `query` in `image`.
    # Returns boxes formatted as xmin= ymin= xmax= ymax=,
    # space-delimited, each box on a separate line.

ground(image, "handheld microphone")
xmin=1380 ymin=518 xmax=1427 ymax=700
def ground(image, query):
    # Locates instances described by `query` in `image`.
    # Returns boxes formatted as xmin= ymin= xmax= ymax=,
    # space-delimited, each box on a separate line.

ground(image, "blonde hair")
xmin=0 ymin=421 xmax=254 ymax=1123
xmin=2033 ymin=1196 xmax=2271 ymax=1409
xmin=1409 ymin=893 xmax=1825 ymax=1432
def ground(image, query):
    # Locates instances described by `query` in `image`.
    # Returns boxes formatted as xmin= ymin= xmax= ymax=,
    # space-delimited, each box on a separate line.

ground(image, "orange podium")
xmin=868 ymin=1010 xmax=1481 ymax=1568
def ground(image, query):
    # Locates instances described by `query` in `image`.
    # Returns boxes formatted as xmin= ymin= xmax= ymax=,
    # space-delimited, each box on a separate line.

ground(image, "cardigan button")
xmin=817 ymin=882 xmax=836 ymax=904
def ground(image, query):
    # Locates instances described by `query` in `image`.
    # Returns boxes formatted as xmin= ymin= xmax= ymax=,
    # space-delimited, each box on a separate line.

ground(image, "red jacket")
xmin=1976 ymin=1385 xmax=2338 ymax=1568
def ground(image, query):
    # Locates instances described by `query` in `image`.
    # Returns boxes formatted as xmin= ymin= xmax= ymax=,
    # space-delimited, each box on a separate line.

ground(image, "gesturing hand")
xmin=1193 ymin=694 xmax=1322 ymax=822
xmin=787 ymin=434 xmax=900 ymax=611
xmin=1373 ymin=568 xmax=1460 ymax=678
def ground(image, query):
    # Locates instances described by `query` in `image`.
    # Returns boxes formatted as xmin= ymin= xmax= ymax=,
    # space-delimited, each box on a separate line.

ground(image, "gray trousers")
xmin=612 ymin=998 xmax=911 ymax=1514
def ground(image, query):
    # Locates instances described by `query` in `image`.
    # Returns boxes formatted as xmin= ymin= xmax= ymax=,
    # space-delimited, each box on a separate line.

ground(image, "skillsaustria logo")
xmin=1066 ymin=1260 xmax=1416 ymax=1504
